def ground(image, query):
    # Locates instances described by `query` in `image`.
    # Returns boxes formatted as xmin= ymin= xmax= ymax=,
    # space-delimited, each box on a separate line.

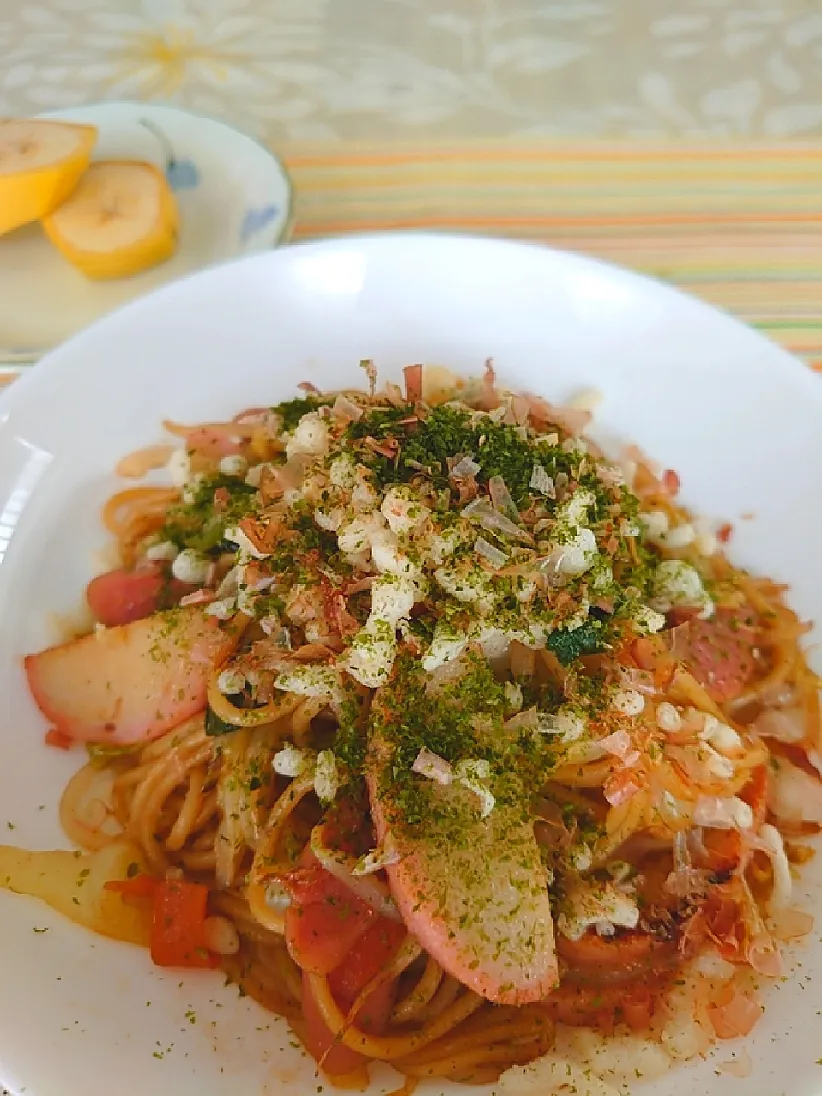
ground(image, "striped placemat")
xmin=3 ymin=144 xmax=820 ymax=381
xmin=283 ymin=142 xmax=822 ymax=372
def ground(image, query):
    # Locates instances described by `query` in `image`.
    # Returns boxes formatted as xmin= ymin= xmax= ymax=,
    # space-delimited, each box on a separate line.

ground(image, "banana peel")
xmin=0 ymin=118 xmax=97 ymax=236
xmin=42 ymin=160 xmax=179 ymax=280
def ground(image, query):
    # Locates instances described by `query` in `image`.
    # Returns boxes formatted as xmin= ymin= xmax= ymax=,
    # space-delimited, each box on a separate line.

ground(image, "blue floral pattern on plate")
xmin=165 ymin=157 xmax=199 ymax=191
xmin=240 ymin=205 xmax=279 ymax=245
xmin=139 ymin=117 xmax=200 ymax=190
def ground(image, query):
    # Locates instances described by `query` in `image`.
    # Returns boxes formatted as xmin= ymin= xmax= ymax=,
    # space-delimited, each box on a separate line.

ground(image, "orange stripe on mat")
xmin=284 ymin=147 xmax=822 ymax=168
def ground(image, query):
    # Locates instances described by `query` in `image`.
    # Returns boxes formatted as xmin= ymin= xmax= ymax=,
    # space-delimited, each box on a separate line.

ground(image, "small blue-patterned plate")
xmin=0 ymin=102 xmax=292 ymax=364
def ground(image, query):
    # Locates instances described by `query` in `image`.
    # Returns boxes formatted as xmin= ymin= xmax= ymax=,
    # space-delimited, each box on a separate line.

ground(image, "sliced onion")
xmin=488 ymin=475 xmax=519 ymax=521
xmin=353 ymin=838 xmax=401 ymax=876
xmin=746 ymin=933 xmax=783 ymax=978
xmin=59 ymin=764 xmax=121 ymax=851
xmin=751 ymin=706 xmax=806 ymax=743
xmin=750 ymin=822 xmax=792 ymax=911
xmin=474 ymin=536 xmax=509 ymax=569
xmin=771 ymin=906 xmax=814 ymax=941
xmin=768 ymin=757 xmax=822 ymax=824
xmin=717 ymin=1050 xmax=752 ymax=1078
xmin=116 ymin=444 xmax=176 ymax=478
xmin=692 ymin=795 xmax=752 ymax=831
xmin=309 ymin=824 xmax=401 ymax=921
xmin=673 ymin=829 xmax=690 ymax=872
xmin=687 ymin=825 xmax=709 ymax=861
xmin=707 ymin=990 xmax=762 ymax=1039
xmin=654 ymin=788 xmax=689 ymax=830
xmin=163 ymin=418 xmax=255 ymax=441
xmin=759 ymin=682 xmax=799 ymax=708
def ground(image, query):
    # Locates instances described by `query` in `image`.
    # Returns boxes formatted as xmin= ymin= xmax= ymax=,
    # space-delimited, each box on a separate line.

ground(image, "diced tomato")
xmin=104 ymin=874 xmax=216 ymax=967
xmin=149 ymin=878 xmax=216 ymax=968
xmin=284 ymin=850 xmax=377 ymax=975
xmin=740 ymin=764 xmax=768 ymax=826
xmin=630 ymin=635 xmax=676 ymax=690
xmin=301 ymin=970 xmax=370 ymax=1076
xmin=320 ymin=797 xmax=373 ymax=859
xmin=301 ymin=918 xmax=405 ymax=1075
xmin=700 ymin=828 xmax=742 ymax=873
xmin=621 ymin=985 xmax=655 ymax=1031
xmin=556 ymin=929 xmax=678 ymax=985
xmin=542 ymin=979 xmax=660 ymax=1030
xmin=44 ymin=728 xmax=73 ymax=750
xmin=86 ymin=568 xmax=166 ymax=627
xmin=676 ymin=607 xmax=758 ymax=703
xmin=328 ymin=920 xmax=407 ymax=1007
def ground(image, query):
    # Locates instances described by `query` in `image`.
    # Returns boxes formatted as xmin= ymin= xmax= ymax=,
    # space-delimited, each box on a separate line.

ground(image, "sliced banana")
xmin=0 ymin=119 xmax=97 ymax=236
xmin=43 ymin=160 xmax=179 ymax=280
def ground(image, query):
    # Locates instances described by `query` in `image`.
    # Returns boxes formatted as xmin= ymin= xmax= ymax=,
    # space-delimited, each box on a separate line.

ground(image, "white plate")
xmin=0 ymin=234 xmax=821 ymax=1096
xmin=0 ymin=101 xmax=292 ymax=364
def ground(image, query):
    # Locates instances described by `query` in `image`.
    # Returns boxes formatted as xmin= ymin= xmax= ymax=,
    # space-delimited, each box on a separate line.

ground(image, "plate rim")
xmin=2 ymin=230 xmax=819 ymax=414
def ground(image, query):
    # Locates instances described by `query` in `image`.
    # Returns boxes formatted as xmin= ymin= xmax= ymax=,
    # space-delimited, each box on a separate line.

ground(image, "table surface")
xmin=2 ymin=0 xmax=822 ymax=143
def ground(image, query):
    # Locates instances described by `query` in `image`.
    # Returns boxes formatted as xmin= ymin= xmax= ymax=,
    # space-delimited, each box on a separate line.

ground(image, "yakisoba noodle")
xmin=9 ymin=363 xmax=822 ymax=1092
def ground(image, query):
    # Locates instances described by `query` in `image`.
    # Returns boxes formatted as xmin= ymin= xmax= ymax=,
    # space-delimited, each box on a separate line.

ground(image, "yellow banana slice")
xmin=42 ymin=160 xmax=179 ymax=280
xmin=0 ymin=119 xmax=97 ymax=236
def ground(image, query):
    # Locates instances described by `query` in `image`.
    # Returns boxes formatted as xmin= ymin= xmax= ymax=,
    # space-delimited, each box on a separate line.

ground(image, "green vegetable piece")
xmin=546 ymin=621 xmax=604 ymax=666
xmin=272 ymin=395 xmax=332 ymax=432
xmin=204 ymin=706 xmax=237 ymax=737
